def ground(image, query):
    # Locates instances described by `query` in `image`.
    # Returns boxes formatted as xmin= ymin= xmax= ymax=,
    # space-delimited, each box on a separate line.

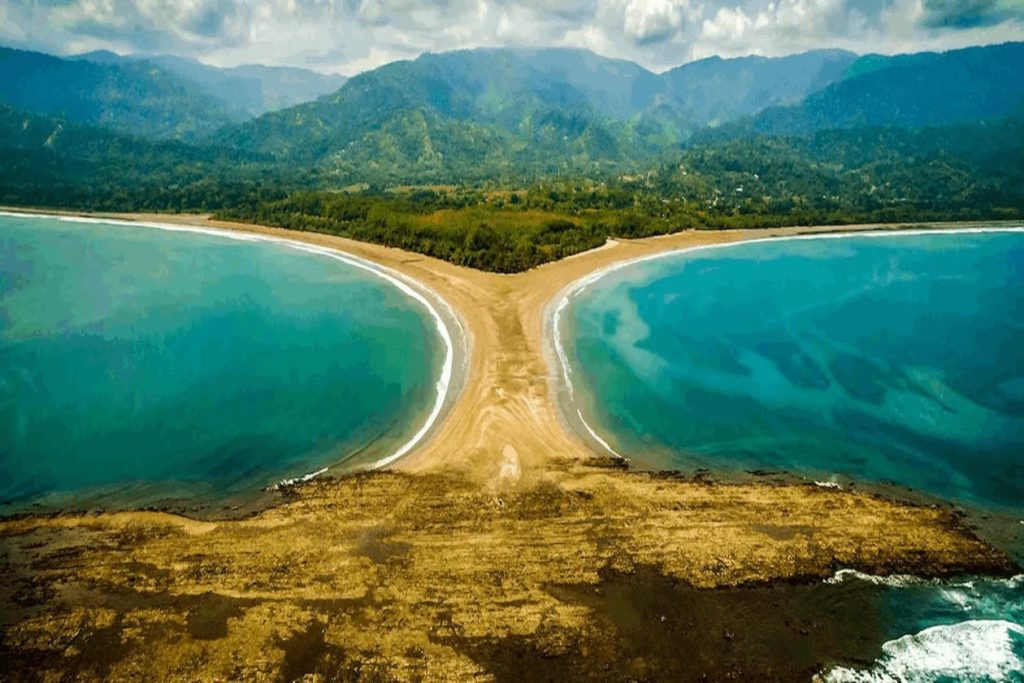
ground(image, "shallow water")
xmin=0 ymin=214 xmax=445 ymax=511
xmin=563 ymin=231 xmax=1024 ymax=512
xmin=560 ymin=230 xmax=1024 ymax=680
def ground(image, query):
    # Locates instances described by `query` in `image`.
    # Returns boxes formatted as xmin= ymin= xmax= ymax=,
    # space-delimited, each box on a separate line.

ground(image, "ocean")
xmin=0 ymin=213 xmax=450 ymax=513
xmin=558 ymin=229 xmax=1024 ymax=680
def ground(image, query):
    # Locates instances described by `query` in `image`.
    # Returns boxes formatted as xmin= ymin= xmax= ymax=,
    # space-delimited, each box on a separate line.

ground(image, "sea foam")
xmin=825 ymin=568 xmax=1024 ymax=590
xmin=819 ymin=620 xmax=1024 ymax=682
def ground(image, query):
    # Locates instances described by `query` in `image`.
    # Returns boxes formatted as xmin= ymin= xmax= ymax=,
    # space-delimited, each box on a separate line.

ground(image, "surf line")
xmin=549 ymin=225 xmax=1024 ymax=460
xmin=3 ymin=211 xmax=466 ymax=479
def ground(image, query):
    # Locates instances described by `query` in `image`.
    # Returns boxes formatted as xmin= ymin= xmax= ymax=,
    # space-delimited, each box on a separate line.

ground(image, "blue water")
xmin=564 ymin=231 xmax=1024 ymax=512
xmin=0 ymin=214 xmax=445 ymax=510
xmin=562 ymin=230 xmax=1024 ymax=680
xmin=822 ymin=572 xmax=1024 ymax=681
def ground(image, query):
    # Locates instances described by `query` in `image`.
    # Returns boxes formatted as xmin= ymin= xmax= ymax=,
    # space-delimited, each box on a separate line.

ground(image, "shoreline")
xmin=2 ymin=208 xmax=1022 ymax=679
xmin=3 ymin=206 xmax=1021 ymax=490
xmin=0 ymin=210 xmax=469 ymax=492
xmin=547 ymin=224 xmax=1024 ymax=466
xmin=3 ymin=206 xmax=1021 ymax=484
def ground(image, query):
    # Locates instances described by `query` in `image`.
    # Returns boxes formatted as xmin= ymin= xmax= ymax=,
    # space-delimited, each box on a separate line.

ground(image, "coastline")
xmin=547 ymin=224 xmax=1024 ymax=466
xmin=2 ymin=208 xmax=1022 ymax=679
xmin=3 ymin=207 xmax=1020 ymax=484
xmin=0 ymin=210 xmax=469 ymax=489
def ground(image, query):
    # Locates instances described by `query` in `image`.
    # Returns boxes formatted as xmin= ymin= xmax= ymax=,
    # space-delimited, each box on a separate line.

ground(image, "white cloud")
xmin=621 ymin=0 xmax=688 ymax=42
xmin=1 ymin=0 xmax=1022 ymax=75
xmin=692 ymin=0 xmax=1024 ymax=59
xmin=701 ymin=5 xmax=751 ymax=45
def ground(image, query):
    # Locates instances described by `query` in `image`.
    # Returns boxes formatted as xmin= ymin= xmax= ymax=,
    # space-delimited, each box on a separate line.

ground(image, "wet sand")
xmin=0 ymin=210 xmax=1019 ymax=680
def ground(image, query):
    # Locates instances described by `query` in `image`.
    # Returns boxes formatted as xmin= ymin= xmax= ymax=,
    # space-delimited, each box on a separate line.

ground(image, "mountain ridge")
xmin=1 ymin=41 xmax=1022 ymax=194
xmin=700 ymin=41 xmax=1024 ymax=141
xmin=73 ymin=50 xmax=348 ymax=116
xmin=0 ymin=46 xmax=246 ymax=141
xmin=216 ymin=45 xmax=867 ymax=180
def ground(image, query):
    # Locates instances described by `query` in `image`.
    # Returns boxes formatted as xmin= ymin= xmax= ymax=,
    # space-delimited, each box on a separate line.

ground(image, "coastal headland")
xmin=0 ymin=212 xmax=1018 ymax=680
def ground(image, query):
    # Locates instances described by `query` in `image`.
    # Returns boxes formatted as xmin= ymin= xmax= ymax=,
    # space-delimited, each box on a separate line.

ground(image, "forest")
xmin=2 ymin=109 xmax=1022 ymax=272
xmin=218 ymin=121 xmax=1024 ymax=272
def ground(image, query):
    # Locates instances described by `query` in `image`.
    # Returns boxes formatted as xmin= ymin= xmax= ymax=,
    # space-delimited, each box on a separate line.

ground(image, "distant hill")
xmin=0 ymin=47 xmax=246 ymax=141
xmin=218 ymin=47 xmax=860 ymax=181
xmin=661 ymin=49 xmax=857 ymax=128
xmin=0 ymin=103 xmax=213 ymax=178
xmin=707 ymin=42 xmax=1024 ymax=139
xmin=16 ymin=42 xmax=1022 ymax=185
xmin=220 ymin=48 xmax=665 ymax=180
xmin=0 ymin=103 xmax=285 ymax=210
xmin=75 ymin=51 xmax=348 ymax=116
xmin=4 ymin=41 xmax=1022 ymax=193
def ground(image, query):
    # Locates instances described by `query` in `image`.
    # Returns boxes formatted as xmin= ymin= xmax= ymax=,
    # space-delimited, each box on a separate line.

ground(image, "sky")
xmin=1 ymin=0 xmax=1022 ymax=75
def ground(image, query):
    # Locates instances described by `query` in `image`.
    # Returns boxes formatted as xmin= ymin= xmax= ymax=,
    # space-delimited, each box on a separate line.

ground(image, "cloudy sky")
xmin=1 ymin=0 xmax=1022 ymax=74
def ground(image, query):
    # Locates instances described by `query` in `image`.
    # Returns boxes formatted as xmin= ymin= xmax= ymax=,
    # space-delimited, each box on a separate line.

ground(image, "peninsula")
xmin=0 ymin=213 xmax=1016 ymax=681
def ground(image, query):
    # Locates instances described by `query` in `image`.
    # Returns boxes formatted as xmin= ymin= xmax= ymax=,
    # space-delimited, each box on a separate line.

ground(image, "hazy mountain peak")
xmin=72 ymin=49 xmax=124 ymax=64
xmin=71 ymin=47 xmax=348 ymax=116
xmin=702 ymin=41 xmax=1024 ymax=141
xmin=659 ymin=48 xmax=859 ymax=127
xmin=0 ymin=45 xmax=244 ymax=141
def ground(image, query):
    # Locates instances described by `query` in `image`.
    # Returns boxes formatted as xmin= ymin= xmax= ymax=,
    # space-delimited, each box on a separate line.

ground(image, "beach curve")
xmin=0 ymin=210 xmax=468 ymax=480
xmin=547 ymin=225 xmax=1024 ymax=461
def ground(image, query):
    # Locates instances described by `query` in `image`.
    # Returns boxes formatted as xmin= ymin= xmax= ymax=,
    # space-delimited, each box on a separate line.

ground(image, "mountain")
xmin=711 ymin=42 xmax=1024 ymax=139
xmin=220 ymin=48 xmax=676 ymax=181
xmin=0 ymin=47 xmax=246 ymax=141
xmin=218 ymin=47 xmax=862 ymax=181
xmin=75 ymin=51 xmax=348 ymax=116
xmin=5 ymin=41 xmax=1022 ymax=192
xmin=18 ymin=41 xmax=1021 ymax=185
xmin=222 ymin=64 xmax=347 ymax=113
xmin=0 ymin=103 xmax=289 ymax=210
xmin=660 ymin=49 xmax=857 ymax=128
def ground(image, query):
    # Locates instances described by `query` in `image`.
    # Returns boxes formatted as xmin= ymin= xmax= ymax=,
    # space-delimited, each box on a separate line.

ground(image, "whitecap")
xmin=272 ymin=467 xmax=329 ymax=490
xmin=824 ymin=569 xmax=1024 ymax=591
xmin=819 ymin=620 xmax=1024 ymax=682
xmin=824 ymin=569 xmax=924 ymax=587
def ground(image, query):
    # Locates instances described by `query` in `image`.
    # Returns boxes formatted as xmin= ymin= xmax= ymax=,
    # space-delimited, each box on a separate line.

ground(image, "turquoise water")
xmin=563 ymin=231 xmax=1024 ymax=512
xmin=0 ymin=214 xmax=445 ymax=511
xmin=561 ymin=230 xmax=1024 ymax=680
xmin=821 ymin=572 xmax=1024 ymax=681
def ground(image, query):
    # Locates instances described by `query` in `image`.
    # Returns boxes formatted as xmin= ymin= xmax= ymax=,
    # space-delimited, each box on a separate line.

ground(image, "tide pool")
xmin=0 ymin=214 xmax=447 ymax=511
xmin=561 ymin=230 xmax=1024 ymax=512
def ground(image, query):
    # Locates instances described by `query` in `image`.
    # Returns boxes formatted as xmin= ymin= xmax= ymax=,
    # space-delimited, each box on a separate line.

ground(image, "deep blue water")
xmin=0 ymin=214 xmax=444 ymax=510
xmin=561 ymin=230 xmax=1024 ymax=680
